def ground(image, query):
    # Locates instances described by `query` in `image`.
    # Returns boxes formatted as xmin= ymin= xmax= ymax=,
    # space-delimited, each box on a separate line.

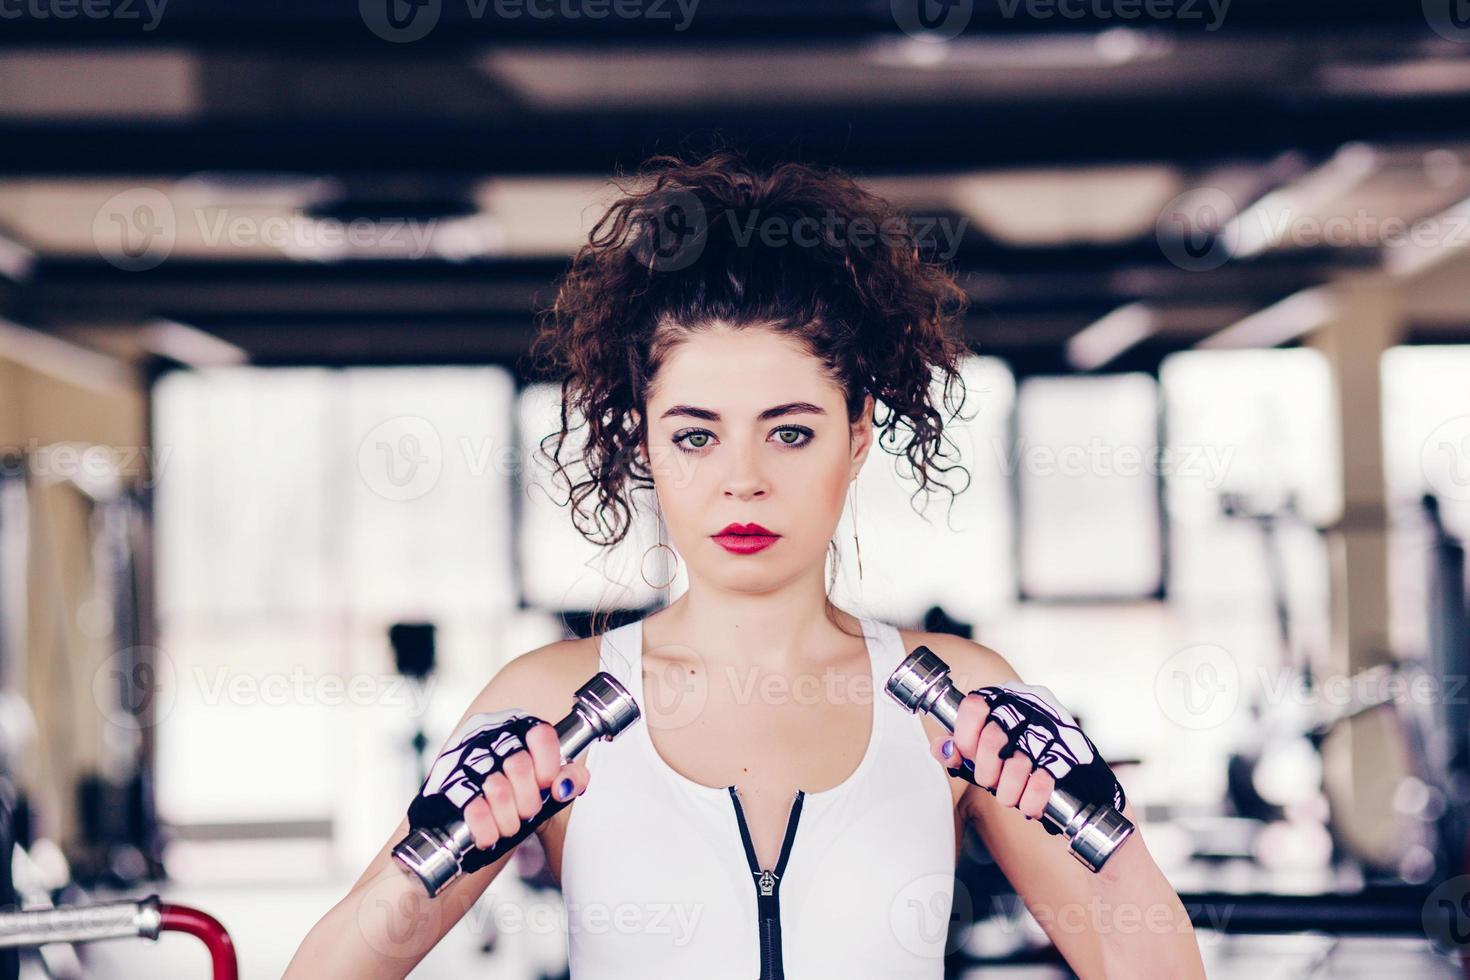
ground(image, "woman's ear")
xmin=629 ymin=406 xmax=649 ymax=469
xmin=850 ymin=393 xmax=875 ymax=476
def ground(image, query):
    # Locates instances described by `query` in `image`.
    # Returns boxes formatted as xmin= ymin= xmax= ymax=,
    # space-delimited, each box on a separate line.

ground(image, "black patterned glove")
xmin=946 ymin=681 xmax=1125 ymax=836
xmin=406 ymin=707 xmax=557 ymax=874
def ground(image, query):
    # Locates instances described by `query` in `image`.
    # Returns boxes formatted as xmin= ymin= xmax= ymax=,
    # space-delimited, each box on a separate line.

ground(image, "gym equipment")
xmin=388 ymin=621 xmax=437 ymax=788
xmin=1418 ymin=494 xmax=1470 ymax=882
xmin=1219 ymin=490 xmax=1469 ymax=883
xmin=886 ymin=646 xmax=1135 ymax=873
xmin=393 ymin=671 xmax=640 ymax=898
xmin=0 ymin=894 xmax=237 ymax=980
xmin=6 ymin=446 xmax=166 ymax=889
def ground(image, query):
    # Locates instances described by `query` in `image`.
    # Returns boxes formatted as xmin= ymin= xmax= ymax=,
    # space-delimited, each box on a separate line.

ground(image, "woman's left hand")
xmin=930 ymin=690 xmax=1057 ymax=823
xmin=929 ymin=680 xmax=1126 ymax=834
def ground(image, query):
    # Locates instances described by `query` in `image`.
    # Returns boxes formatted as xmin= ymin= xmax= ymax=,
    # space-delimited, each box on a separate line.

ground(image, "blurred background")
xmin=2 ymin=0 xmax=1470 ymax=976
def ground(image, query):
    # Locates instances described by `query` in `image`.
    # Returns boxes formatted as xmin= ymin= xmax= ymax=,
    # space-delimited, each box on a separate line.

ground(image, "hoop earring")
xmin=641 ymin=542 xmax=678 ymax=590
xmin=641 ymin=498 xmax=680 ymax=591
xmin=849 ymin=480 xmax=864 ymax=582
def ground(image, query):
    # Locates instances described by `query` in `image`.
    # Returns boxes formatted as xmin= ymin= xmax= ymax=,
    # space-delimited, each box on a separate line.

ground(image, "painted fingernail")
xmin=941 ymin=739 xmax=954 ymax=759
xmin=556 ymin=777 xmax=574 ymax=800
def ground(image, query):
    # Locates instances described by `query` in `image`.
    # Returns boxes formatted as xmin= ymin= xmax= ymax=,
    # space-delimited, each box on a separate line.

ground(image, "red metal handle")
xmin=158 ymin=903 xmax=238 ymax=980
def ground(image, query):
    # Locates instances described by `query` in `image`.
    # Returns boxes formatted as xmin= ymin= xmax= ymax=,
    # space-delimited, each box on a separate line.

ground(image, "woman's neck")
xmin=653 ymin=586 xmax=863 ymax=673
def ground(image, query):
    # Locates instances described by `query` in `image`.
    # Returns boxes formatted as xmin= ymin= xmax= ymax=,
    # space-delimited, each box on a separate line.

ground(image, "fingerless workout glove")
xmin=406 ymin=707 xmax=552 ymax=874
xmin=946 ymin=681 xmax=1126 ymax=835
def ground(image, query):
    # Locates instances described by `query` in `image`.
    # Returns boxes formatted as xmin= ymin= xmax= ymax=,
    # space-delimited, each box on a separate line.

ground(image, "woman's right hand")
xmin=287 ymin=641 xmax=601 ymax=980
xmin=460 ymin=718 xmax=590 ymax=849
xmin=408 ymin=707 xmax=592 ymax=864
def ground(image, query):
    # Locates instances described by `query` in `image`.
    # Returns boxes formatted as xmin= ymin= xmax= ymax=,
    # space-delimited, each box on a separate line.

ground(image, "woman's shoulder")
xmin=893 ymin=626 xmax=1024 ymax=694
xmin=464 ymin=632 xmax=603 ymax=723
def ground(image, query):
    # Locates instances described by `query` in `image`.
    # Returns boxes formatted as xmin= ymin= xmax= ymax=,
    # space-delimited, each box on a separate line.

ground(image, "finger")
xmin=481 ymin=772 xmax=523 ymax=840
xmin=930 ymin=732 xmax=960 ymax=768
xmin=1018 ymin=767 xmax=1055 ymax=821
xmin=951 ymin=692 xmax=993 ymax=765
xmin=463 ymin=796 xmax=500 ymax=850
xmin=552 ymin=760 xmax=590 ymax=801
xmin=524 ymin=722 xmax=563 ymax=790
xmin=971 ymin=720 xmax=1010 ymax=789
xmin=501 ymin=750 xmax=543 ymax=822
xmin=994 ymin=752 xmax=1033 ymax=809
xmin=931 ymin=732 xmax=976 ymax=779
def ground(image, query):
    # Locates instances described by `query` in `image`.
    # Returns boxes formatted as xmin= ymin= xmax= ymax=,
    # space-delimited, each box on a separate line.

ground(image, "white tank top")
xmin=560 ymin=614 xmax=957 ymax=979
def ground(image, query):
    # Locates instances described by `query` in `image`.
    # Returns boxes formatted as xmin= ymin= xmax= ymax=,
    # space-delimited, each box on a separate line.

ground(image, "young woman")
xmin=286 ymin=150 xmax=1206 ymax=979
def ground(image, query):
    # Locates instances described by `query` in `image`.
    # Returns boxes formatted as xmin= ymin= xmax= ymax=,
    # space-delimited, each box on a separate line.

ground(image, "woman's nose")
xmin=724 ymin=481 xmax=767 ymax=500
xmin=722 ymin=448 xmax=768 ymax=499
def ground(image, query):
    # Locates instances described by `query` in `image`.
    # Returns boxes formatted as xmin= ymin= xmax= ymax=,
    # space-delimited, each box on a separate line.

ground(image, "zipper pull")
xmin=757 ymin=869 xmax=777 ymax=896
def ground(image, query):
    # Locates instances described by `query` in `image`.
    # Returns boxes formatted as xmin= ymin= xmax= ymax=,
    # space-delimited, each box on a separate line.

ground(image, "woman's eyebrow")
xmin=658 ymin=401 xmax=827 ymax=422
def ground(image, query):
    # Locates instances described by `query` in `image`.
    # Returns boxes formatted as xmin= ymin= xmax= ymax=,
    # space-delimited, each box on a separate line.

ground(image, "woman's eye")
xmin=774 ymin=426 xmax=814 ymax=447
xmin=672 ymin=426 xmax=812 ymax=453
xmin=672 ymin=430 xmax=713 ymax=453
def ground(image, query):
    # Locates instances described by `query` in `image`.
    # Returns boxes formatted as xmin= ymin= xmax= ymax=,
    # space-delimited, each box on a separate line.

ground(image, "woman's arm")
xmin=283 ymin=639 xmax=594 ymax=980
xmin=916 ymin=633 xmax=1206 ymax=980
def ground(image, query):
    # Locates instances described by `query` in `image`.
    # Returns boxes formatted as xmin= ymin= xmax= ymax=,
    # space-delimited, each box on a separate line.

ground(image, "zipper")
xmin=728 ymin=786 xmax=805 ymax=980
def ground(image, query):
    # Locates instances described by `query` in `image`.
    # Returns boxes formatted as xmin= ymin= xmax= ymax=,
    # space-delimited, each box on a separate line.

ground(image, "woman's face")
xmin=638 ymin=324 xmax=874 ymax=592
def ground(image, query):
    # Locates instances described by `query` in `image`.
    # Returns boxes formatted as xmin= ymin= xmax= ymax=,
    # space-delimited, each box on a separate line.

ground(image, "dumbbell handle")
xmin=392 ymin=671 xmax=639 ymax=897
xmin=887 ymin=647 xmax=1134 ymax=873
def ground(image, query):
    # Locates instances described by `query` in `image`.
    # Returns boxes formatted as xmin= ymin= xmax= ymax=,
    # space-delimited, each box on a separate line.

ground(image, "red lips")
xmin=712 ymin=523 xmax=780 ymax=555
xmin=716 ymin=523 xmax=776 ymax=536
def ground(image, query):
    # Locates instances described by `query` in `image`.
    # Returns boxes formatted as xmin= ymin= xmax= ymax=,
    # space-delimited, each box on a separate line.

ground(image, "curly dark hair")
xmin=524 ymin=147 xmax=974 ymax=560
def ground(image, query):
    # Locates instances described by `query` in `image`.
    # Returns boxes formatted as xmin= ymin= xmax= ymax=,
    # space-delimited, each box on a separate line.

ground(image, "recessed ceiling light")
xmin=864 ymin=28 xmax=1173 ymax=71
xmin=1318 ymin=57 xmax=1470 ymax=96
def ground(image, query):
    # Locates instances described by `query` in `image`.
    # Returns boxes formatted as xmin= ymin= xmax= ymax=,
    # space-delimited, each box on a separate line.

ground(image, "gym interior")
xmin=2 ymin=1 xmax=1470 ymax=977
